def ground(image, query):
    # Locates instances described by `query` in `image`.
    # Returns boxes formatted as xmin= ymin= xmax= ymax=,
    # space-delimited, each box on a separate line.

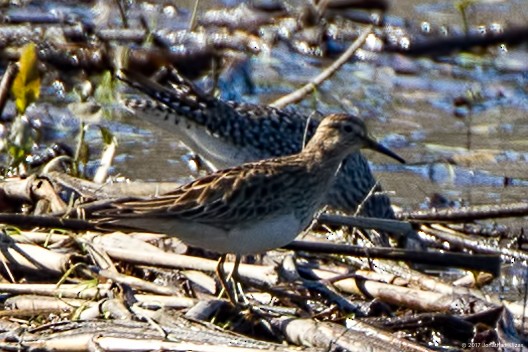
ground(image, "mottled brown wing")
xmin=98 ymin=158 xmax=302 ymax=227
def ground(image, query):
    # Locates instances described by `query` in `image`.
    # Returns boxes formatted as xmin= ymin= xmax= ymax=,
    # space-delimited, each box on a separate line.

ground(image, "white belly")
xmin=223 ymin=213 xmax=304 ymax=254
xmin=118 ymin=213 xmax=304 ymax=255
xmin=175 ymin=212 xmax=304 ymax=254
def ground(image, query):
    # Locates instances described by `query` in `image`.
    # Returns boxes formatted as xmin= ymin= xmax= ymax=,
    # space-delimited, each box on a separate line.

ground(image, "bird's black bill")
xmin=367 ymin=138 xmax=406 ymax=164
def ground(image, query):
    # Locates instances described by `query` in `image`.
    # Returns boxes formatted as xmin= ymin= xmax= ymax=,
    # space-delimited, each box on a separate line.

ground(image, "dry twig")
xmin=271 ymin=25 xmax=373 ymax=108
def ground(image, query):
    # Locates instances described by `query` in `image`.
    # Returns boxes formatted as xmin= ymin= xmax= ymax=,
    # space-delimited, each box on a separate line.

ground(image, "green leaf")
xmin=7 ymin=144 xmax=26 ymax=163
xmin=97 ymin=125 xmax=117 ymax=146
xmin=11 ymin=43 xmax=41 ymax=114
xmin=77 ymin=140 xmax=90 ymax=166
xmin=94 ymin=71 xmax=116 ymax=104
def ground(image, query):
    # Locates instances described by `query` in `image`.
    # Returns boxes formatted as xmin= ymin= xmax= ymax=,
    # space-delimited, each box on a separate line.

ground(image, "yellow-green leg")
xmin=216 ymin=254 xmax=238 ymax=304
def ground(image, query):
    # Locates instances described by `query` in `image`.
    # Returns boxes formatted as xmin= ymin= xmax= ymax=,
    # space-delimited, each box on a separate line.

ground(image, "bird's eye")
xmin=343 ymin=125 xmax=353 ymax=133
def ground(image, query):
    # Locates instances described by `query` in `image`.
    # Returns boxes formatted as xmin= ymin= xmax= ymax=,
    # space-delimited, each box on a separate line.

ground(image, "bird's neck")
xmin=303 ymin=138 xmax=354 ymax=170
xmin=301 ymin=144 xmax=352 ymax=190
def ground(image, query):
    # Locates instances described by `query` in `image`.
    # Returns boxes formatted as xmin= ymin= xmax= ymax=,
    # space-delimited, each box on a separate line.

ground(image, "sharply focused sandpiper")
xmin=92 ymin=113 xmax=404 ymax=301
xmin=119 ymin=68 xmax=397 ymax=221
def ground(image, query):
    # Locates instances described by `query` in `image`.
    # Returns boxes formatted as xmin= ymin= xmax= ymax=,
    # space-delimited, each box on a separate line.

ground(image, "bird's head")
xmin=307 ymin=113 xmax=405 ymax=164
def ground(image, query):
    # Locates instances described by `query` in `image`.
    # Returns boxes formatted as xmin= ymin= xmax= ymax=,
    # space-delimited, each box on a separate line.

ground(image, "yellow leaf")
xmin=11 ymin=43 xmax=41 ymax=114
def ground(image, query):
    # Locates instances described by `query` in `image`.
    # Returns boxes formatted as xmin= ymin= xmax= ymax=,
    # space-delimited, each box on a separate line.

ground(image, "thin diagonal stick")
xmin=271 ymin=25 xmax=373 ymax=109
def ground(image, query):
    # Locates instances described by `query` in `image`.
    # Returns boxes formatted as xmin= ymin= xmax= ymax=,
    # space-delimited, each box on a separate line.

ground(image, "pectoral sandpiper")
xmin=92 ymin=113 xmax=404 ymax=302
xmin=119 ymin=68 xmax=396 ymax=221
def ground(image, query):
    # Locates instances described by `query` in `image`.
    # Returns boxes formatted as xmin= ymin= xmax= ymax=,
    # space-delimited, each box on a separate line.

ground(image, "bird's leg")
xmin=226 ymin=255 xmax=241 ymax=282
xmin=216 ymin=254 xmax=237 ymax=304
xmin=227 ymin=255 xmax=251 ymax=306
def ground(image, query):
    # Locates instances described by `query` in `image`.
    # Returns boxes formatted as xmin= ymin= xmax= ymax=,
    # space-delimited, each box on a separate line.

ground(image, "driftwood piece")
xmin=304 ymin=266 xmax=496 ymax=314
xmin=4 ymin=294 xmax=87 ymax=314
xmin=341 ymin=256 xmax=486 ymax=297
xmin=185 ymin=299 xmax=230 ymax=321
xmin=0 ymin=317 xmax=318 ymax=352
xmin=392 ymin=26 xmax=528 ymax=57
xmin=92 ymin=139 xmax=117 ymax=185
xmin=0 ymin=283 xmax=111 ymax=299
xmin=286 ymin=240 xmax=501 ymax=275
xmin=0 ymin=61 xmax=18 ymax=118
xmin=273 ymin=318 xmax=434 ymax=352
xmin=0 ymin=234 xmax=71 ymax=279
xmin=0 ymin=213 xmax=97 ymax=231
xmin=45 ymin=171 xmax=181 ymax=199
xmin=352 ymin=268 xmax=483 ymax=299
xmin=423 ymin=224 xmax=528 ymax=261
xmin=0 ymin=175 xmax=36 ymax=205
xmin=398 ymin=202 xmax=528 ymax=222
xmin=94 ymin=268 xmax=183 ymax=296
xmin=181 ymin=269 xmax=217 ymax=295
xmin=83 ymin=298 xmax=134 ymax=320
xmin=0 ymin=282 xmax=195 ymax=309
xmin=135 ymin=294 xmax=197 ymax=309
xmin=0 ymin=175 xmax=67 ymax=213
